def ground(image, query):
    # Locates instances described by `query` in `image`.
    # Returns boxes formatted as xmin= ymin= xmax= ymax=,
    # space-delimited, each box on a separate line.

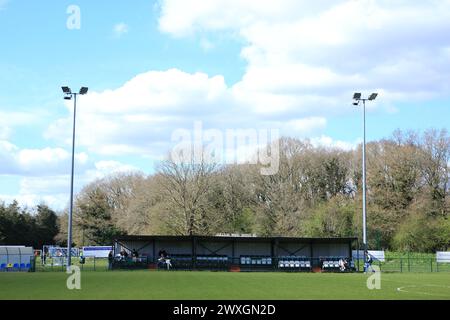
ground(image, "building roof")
xmin=114 ymin=235 xmax=358 ymax=244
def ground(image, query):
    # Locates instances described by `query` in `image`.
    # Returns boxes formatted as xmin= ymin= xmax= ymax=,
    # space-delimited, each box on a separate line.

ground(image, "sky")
xmin=0 ymin=0 xmax=449 ymax=211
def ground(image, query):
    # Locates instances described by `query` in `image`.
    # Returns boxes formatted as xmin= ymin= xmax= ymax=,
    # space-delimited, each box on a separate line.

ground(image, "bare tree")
xmin=253 ymin=137 xmax=310 ymax=236
xmin=418 ymin=128 xmax=450 ymax=217
xmin=157 ymin=150 xmax=218 ymax=235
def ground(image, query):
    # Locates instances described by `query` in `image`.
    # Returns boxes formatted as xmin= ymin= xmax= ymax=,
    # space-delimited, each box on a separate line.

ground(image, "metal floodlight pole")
xmin=67 ymin=92 xmax=77 ymax=268
xmin=353 ymin=92 xmax=377 ymax=263
xmin=62 ymin=86 xmax=88 ymax=269
xmin=362 ymin=98 xmax=367 ymax=253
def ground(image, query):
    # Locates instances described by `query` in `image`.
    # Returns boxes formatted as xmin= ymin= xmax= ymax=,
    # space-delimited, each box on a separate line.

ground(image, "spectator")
xmin=158 ymin=249 xmax=171 ymax=269
xmin=79 ymin=253 xmax=85 ymax=265
xmin=42 ymin=247 xmax=48 ymax=265
xmin=158 ymin=249 xmax=165 ymax=266
xmin=344 ymin=258 xmax=349 ymax=271
xmin=119 ymin=250 xmax=128 ymax=261
xmin=108 ymin=251 xmax=114 ymax=270
xmin=339 ymin=258 xmax=345 ymax=272
xmin=165 ymin=256 xmax=172 ymax=270
xmin=364 ymin=251 xmax=373 ymax=273
xmin=158 ymin=249 xmax=167 ymax=259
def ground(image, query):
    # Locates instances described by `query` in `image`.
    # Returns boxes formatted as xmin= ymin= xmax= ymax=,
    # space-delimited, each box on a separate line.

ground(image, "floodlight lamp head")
xmin=368 ymin=93 xmax=378 ymax=101
xmin=64 ymin=95 xmax=72 ymax=100
xmin=62 ymin=86 xmax=71 ymax=94
xmin=353 ymin=92 xmax=361 ymax=100
xmin=79 ymin=87 xmax=88 ymax=95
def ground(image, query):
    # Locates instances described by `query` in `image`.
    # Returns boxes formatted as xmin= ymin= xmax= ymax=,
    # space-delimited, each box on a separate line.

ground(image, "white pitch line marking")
xmin=396 ymin=284 xmax=450 ymax=297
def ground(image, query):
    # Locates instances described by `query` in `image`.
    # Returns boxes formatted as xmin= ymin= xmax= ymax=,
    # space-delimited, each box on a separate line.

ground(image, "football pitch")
xmin=0 ymin=271 xmax=449 ymax=300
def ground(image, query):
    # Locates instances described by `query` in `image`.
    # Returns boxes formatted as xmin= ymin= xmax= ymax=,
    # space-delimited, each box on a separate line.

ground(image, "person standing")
xmin=108 ymin=251 xmax=114 ymax=270
xmin=364 ymin=251 xmax=373 ymax=273
xmin=339 ymin=258 xmax=345 ymax=272
xmin=42 ymin=247 xmax=48 ymax=265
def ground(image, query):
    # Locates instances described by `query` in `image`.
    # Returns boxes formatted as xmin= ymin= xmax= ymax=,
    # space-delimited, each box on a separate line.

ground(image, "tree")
xmin=208 ymin=165 xmax=256 ymax=234
xmin=35 ymin=204 xmax=59 ymax=247
xmin=54 ymin=212 xmax=69 ymax=246
xmin=367 ymin=131 xmax=421 ymax=211
xmin=157 ymin=151 xmax=218 ymax=235
xmin=417 ymin=129 xmax=450 ymax=217
xmin=253 ymin=138 xmax=309 ymax=236
xmin=302 ymin=196 xmax=356 ymax=238
xmin=3 ymin=127 xmax=448 ymax=253
xmin=0 ymin=201 xmax=59 ymax=247
xmin=76 ymin=187 xmax=124 ymax=245
xmin=117 ymin=175 xmax=165 ymax=235
xmin=393 ymin=212 xmax=450 ymax=252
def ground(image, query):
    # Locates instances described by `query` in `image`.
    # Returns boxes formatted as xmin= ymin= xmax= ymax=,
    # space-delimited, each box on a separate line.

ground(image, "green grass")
xmin=1 ymin=271 xmax=449 ymax=300
xmin=34 ymin=257 xmax=109 ymax=272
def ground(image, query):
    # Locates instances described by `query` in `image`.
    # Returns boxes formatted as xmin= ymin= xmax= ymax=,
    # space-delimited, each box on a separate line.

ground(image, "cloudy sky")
xmin=0 ymin=0 xmax=449 ymax=210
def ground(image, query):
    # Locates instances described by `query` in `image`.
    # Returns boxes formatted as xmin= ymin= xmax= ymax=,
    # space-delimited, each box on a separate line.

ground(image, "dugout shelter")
xmin=113 ymin=235 xmax=358 ymax=272
xmin=0 ymin=246 xmax=33 ymax=271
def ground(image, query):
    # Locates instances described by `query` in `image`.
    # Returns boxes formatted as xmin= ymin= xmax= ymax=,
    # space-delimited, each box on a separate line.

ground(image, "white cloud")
xmin=0 ymin=139 xmax=17 ymax=152
xmin=19 ymin=176 xmax=70 ymax=197
xmin=158 ymin=0 xmax=338 ymax=37
xmin=0 ymin=138 xmax=141 ymax=209
xmin=310 ymin=135 xmax=360 ymax=151
xmin=45 ymin=69 xmax=229 ymax=155
xmin=10 ymin=0 xmax=450 ymax=209
xmin=113 ymin=22 xmax=129 ymax=37
xmin=85 ymin=160 xmax=140 ymax=180
xmin=283 ymin=117 xmax=327 ymax=136
xmin=0 ymin=127 xmax=11 ymax=140
xmin=0 ymin=193 xmax=69 ymax=211
xmin=0 ymin=159 xmax=140 ymax=210
xmin=42 ymin=1 xmax=450 ymax=163
xmin=0 ymin=174 xmax=73 ymax=211
xmin=0 ymin=111 xmax=36 ymax=126
xmin=0 ymin=140 xmax=89 ymax=175
xmin=44 ymin=68 xmax=332 ymax=159
xmin=159 ymin=0 xmax=450 ymax=104
xmin=0 ymin=111 xmax=38 ymax=140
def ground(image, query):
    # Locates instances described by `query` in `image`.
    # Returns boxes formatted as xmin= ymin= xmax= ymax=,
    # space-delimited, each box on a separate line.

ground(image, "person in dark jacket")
xmin=108 ymin=251 xmax=114 ymax=270
xmin=364 ymin=251 xmax=373 ymax=273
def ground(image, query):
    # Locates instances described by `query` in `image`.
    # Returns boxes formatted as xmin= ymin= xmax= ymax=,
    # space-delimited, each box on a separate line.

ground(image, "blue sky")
xmin=0 ymin=0 xmax=449 ymax=210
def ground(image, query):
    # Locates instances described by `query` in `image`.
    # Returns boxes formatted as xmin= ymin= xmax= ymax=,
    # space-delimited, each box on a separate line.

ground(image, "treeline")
xmin=0 ymin=202 xmax=59 ymax=248
xmin=56 ymin=128 xmax=449 ymax=252
xmin=1 ymin=129 xmax=449 ymax=252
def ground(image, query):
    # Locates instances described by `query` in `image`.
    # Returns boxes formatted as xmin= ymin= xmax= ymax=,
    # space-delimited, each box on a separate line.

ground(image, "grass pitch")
xmin=0 ymin=271 xmax=449 ymax=300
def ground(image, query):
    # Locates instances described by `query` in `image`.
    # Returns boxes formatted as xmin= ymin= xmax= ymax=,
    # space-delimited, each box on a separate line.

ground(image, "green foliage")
xmin=302 ymin=197 xmax=356 ymax=238
xmin=0 ymin=201 xmax=58 ymax=247
xmin=231 ymin=207 xmax=255 ymax=234
xmin=35 ymin=204 xmax=59 ymax=247
xmin=76 ymin=187 xmax=124 ymax=245
xmin=393 ymin=213 xmax=450 ymax=252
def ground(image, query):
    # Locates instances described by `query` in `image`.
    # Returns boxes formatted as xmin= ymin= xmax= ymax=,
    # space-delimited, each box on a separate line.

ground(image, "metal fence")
xmin=362 ymin=257 xmax=450 ymax=273
xmin=114 ymin=256 xmax=356 ymax=272
xmin=27 ymin=255 xmax=450 ymax=273
xmin=34 ymin=256 xmax=110 ymax=272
